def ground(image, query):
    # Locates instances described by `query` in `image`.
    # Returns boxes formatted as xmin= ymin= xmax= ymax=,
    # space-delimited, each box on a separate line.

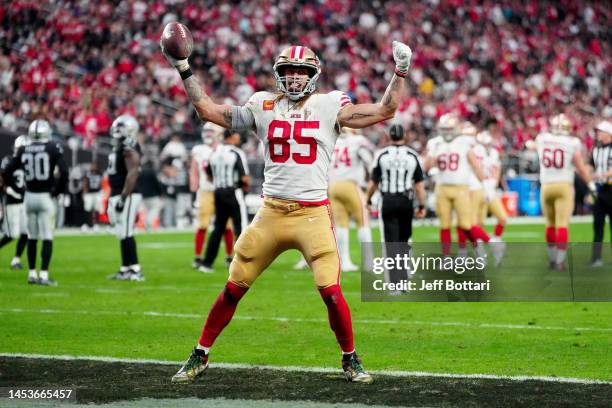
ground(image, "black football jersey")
xmin=0 ymin=155 xmax=26 ymax=204
xmin=3 ymin=142 xmax=68 ymax=194
xmin=108 ymin=138 xmax=141 ymax=197
xmin=84 ymin=169 xmax=103 ymax=193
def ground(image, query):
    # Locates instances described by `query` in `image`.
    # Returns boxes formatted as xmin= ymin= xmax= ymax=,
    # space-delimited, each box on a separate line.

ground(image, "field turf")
xmin=0 ymin=222 xmax=611 ymax=406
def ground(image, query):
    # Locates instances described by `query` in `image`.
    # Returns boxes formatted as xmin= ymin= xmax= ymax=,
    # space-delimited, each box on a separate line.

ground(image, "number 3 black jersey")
xmin=3 ymin=142 xmax=68 ymax=194
xmin=108 ymin=138 xmax=142 ymax=197
xmin=0 ymin=155 xmax=26 ymax=204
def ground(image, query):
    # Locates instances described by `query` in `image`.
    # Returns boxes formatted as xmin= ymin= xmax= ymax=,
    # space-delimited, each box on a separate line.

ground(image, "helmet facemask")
xmin=437 ymin=113 xmax=459 ymax=142
xmin=273 ymin=46 xmax=321 ymax=101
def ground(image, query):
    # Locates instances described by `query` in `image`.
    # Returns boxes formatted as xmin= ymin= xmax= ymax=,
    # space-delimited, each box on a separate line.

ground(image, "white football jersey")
xmin=425 ymin=135 xmax=444 ymax=156
xmin=329 ymin=134 xmax=373 ymax=185
xmin=482 ymin=148 xmax=501 ymax=193
xmin=428 ymin=135 xmax=475 ymax=185
xmin=535 ymin=132 xmax=581 ymax=184
xmin=191 ymin=144 xmax=215 ymax=191
xmin=468 ymin=142 xmax=487 ymax=191
xmin=245 ymin=90 xmax=351 ymax=202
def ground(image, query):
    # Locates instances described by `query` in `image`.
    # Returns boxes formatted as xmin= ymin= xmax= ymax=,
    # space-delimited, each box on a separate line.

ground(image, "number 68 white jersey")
xmin=535 ymin=132 xmax=581 ymax=184
xmin=245 ymin=90 xmax=352 ymax=202
xmin=428 ymin=135 xmax=475 ymax=185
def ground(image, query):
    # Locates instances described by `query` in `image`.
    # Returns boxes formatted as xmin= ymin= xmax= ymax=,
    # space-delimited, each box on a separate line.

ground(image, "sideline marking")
xmin=0 ymin=352 xmax=609 ymax=385
xmin=1 ymin=307 xmax=612 ymax=333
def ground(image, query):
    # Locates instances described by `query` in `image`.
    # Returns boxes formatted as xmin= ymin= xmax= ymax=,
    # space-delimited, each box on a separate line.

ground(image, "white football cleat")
xmin=293 ymin=257 xmax=308 ymax=270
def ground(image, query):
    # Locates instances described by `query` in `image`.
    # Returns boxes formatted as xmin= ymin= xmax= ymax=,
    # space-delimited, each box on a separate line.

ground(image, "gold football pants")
xmin=435 ymin=184 xmax=471 ymax=230
xmin=229 ymin=197 xmax=340 ymax=289
xmin=541 ymin=182 xmax=574 ymax=227
xmin=329 ymin=180 xmax=368 ymax=228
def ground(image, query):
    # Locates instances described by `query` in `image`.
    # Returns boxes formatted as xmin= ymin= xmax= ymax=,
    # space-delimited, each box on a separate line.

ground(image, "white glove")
xmin=392 ymin=40 xmax=412 ymax=75
xmin=485 ymin=188 xmax=495 ymax=203
xmin=160 ymin=41 xmax=190 ymax=72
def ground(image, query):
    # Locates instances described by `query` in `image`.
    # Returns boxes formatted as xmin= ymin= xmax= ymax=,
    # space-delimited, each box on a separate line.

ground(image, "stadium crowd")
xmin=0 ymin=0 xmax=610 ymax=158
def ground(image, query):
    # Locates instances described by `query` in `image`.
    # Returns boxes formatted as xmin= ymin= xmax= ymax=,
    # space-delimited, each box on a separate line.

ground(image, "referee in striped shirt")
xmin=590 ymin=120 xmax=612 ymax=267
xmin=199 ymin=130 xmax=249 ymax=273
xmin=365 ymin=124 xmax=426 ymax=285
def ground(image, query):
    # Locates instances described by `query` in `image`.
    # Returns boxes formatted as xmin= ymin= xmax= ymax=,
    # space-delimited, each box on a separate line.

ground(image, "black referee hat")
xmin=389 ymin=124 xmax=404 ymax=141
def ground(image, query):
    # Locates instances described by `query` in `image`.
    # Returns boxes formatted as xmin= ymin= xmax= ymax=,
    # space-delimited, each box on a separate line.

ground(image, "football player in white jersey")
xmin=476 ymin=131 xmax=507 ymax=243
xmin=163 ymin=38 xmax=412 ymax=384
xmin=457 ymin=122 xmax=492 ymax=258
xmin=527 ymin=114 xmax=595 ymax=269
xmin=424 ymin=114 xmax=495 ymax=260
xmin=190 ymin=122 xmax=234 ymax=269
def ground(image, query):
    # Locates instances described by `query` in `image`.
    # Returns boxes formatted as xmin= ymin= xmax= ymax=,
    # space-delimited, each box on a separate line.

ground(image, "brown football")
xmin=161 ymin=22 xmax=193 ymax=60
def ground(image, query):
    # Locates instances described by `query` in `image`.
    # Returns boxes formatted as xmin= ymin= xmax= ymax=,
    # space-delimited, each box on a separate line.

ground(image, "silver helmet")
xmin=28 ymin=119 xmax=52 ymax=142
xmin=13 ymin=134 xmax=30 ymax=154
xmin=110 ymin=114 xmax=139 ymax=140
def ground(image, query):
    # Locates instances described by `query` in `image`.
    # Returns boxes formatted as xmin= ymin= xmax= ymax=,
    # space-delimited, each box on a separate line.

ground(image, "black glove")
xmin=115 ymin=196 xmax=125 ymax=213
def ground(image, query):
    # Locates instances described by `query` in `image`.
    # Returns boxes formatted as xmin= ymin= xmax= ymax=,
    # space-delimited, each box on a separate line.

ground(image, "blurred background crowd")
xmin=0 ymin=0 xmax=610 ymax=226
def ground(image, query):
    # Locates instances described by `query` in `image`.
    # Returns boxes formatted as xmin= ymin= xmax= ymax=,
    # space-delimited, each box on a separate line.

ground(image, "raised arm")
xmin=161 ymin=45 xmax=233 ymax=128
xmin=337 ymin=41 xmax=411 ymax=129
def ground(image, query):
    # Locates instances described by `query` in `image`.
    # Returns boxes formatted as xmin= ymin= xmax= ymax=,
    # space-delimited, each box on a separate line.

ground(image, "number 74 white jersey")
xmin=535 ymin=132 xmax=581 ymax=184
xmin=245 ymin=90 xmax=351 ymax=202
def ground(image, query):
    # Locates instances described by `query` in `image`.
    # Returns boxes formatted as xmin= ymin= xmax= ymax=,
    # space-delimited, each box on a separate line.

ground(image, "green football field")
xmin=0 ymin=221 xmax=611 ymax=386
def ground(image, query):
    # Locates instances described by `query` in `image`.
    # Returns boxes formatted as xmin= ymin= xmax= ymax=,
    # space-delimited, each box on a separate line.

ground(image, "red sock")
xmin=199 ymin=281 xmax=248 ymax=348
xmin=470 ymin=225 xmax=490 ymax=243
xmin=557 ymin=227 xmax=568 ymax=250
xmin=195 ymin=228 xmax=206 ymax=257
xmin=494 ymin=224 xmax=504 ymax=237
xmin=545 ymin=227 xmax=556 ymax=246
xmin=319 ymin=285 xmax=354 ymax=353
xmin=456 ymin=227 xmax=467 ymax=248
xmin=224 ymin=229 xmax=234 ymax=256
xmin=440 ymin=229 xmax=452 ymax=255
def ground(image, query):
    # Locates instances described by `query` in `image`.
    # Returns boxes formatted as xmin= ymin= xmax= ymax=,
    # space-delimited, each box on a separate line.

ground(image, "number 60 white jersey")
xmin=535 ymin=132 xmax=581 ymax=184
xmin=244 ymin=90 xmax=352 ymax=202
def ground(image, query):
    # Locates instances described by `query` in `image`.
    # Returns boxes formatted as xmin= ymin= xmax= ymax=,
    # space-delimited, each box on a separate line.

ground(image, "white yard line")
xmin=1 ymin=307 xmax=611 ymax=333
xmin=0 ymin=352 xmax=609 ymax=385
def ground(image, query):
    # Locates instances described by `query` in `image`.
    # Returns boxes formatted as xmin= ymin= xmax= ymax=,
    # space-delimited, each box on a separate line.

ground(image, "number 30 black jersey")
xmin=3 ymin=142 xmax=68 ymax=194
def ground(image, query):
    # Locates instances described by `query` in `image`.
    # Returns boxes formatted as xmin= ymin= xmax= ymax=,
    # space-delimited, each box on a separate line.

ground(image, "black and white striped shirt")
xmin=371 ymin=145 xmax=424 ymax=194
xmin=591 ymin=143 xmax=612 ymax=185
xmin=206 ymin=144 xmax=249 ymax=189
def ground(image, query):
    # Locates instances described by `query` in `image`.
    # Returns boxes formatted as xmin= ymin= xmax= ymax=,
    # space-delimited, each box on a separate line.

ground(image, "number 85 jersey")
xmin=244 ymin=90 xmax=351 ymax=202
xmin=535 ymin=132 xmax=581 ymax=184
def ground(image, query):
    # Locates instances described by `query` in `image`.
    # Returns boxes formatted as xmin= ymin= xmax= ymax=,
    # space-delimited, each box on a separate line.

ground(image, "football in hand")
xmin=161 ymin=22 xmax=193 ymax=60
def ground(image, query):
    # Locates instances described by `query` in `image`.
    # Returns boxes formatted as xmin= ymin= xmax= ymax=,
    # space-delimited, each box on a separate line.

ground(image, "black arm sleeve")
xmin=54 ymin=154 xmax=69 ymax=195
xmin=371 ymin=161 xmax=381 ymax=184
xmin=412 ymin=156 xmax=424 ymax=183
xmin=234 ymin=152 xmax=246 ymax=178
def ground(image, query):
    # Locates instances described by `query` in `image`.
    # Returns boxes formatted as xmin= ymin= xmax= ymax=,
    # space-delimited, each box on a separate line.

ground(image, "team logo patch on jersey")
xmin=263 ymin=100 xmax=275 ymax=110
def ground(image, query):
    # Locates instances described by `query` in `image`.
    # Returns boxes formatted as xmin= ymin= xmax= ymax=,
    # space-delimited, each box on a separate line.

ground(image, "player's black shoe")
xmin=342 ymin=352 xmax=373 ymax=383
xmin=108 ymin=270 xmax=131 ymax=281
xmin=27 ymin=276 xmax=38 ymax=285
xmin=38 ymin=278 xmax=58 ymax=286
xmin=129 ymin=270 xmax=145 ymax=282
xmin=192 ymin=258 xmax=203 ymax=269
xmin=225 ymin=256 xmax=233 ymax=266
xmin=172 ymin=348 xmax=209 ymax=383
xmin=10 ymin=259 xmax=23 ymax=270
